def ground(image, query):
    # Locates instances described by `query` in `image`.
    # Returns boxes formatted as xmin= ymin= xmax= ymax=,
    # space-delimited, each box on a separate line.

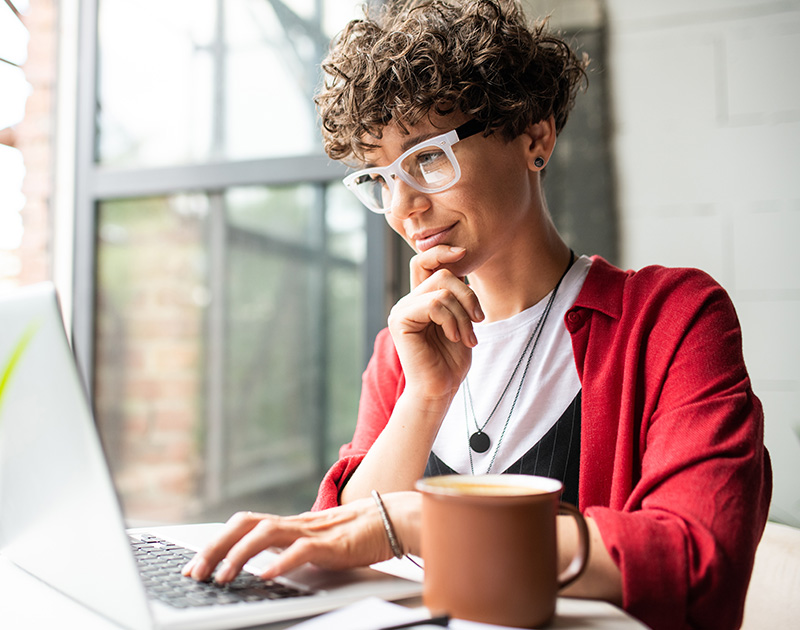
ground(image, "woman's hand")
xmin=339 ymin=247 xmax=483 ymax=502
xmin=182 ymin=492 xmax=421 ymax=584
xmin=388 ymin=245 xmax=484 ymax=402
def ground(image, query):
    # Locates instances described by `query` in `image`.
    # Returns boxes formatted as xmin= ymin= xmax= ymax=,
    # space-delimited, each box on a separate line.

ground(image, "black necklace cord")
xmin=464 ymin=250 xmax=575 ymax=474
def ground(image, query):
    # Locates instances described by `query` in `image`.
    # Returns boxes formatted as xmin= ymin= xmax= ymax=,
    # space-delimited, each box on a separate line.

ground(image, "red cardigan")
xmin=313 ymin=256 xmax=771 ymax=630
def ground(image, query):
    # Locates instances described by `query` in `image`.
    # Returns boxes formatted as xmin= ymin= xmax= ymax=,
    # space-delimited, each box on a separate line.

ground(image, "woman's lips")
xmin=414 ymin=224 xmax=457 ymax=251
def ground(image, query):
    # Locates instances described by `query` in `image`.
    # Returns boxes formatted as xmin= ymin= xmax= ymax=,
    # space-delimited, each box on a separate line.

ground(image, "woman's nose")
xmin=387 ymin=177 xmax=430 ymax=219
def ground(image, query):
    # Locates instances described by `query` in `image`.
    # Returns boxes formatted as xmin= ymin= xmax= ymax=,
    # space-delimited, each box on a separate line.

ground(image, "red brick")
xmin=153 ymin=345 xmax=200 ymax=371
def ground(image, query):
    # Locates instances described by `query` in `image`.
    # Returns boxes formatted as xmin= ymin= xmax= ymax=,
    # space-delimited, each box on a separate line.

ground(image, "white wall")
xmin=605 ymin=0 xmax=800 ymax=525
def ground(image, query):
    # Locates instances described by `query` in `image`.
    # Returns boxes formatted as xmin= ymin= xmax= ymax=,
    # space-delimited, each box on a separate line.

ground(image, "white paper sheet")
xmin=286 ymin=596 xmax=526 ymax=630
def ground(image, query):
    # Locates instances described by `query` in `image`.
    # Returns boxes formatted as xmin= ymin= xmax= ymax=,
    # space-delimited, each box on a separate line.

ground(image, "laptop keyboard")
xmin=129 ymin=533 xmax=315 ymax=609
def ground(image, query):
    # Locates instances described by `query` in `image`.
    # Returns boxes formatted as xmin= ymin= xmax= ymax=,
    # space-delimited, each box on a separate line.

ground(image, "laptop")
xmin=0 ymin=283 xmax=422 ymax=630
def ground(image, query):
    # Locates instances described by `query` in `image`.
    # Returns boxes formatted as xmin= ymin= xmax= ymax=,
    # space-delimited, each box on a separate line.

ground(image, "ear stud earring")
xmin=534 ymin=156 xmax=545 ymax=168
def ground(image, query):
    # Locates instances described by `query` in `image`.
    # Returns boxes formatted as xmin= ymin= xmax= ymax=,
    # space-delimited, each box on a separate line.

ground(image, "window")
xmin=74 ymin=0 xmax=392 ymax=523
xmin=0 ymin=0 xmax=31 ymax=279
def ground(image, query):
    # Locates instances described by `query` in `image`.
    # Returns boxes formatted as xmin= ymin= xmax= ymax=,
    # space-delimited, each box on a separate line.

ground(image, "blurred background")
xmin=1 ymin=0 xmax=798 ymax=527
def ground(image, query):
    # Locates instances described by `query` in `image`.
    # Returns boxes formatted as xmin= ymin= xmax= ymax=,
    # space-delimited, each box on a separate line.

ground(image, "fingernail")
xmin=181 ymin=558 xmax=196 ymax=576
xmin=449 ymin=246 xmax=465 ymax=254
xmin=215 ymin=562 xmax=235 ymax=584
xmin=470 ymin=331 xmax=478 ymax=346
xmin=473 ymin=304 xmax=484 ymax=321
xmin=191 ymin=557 xmax=209 ymax=580
xmin=260 ymin=568 xmax=277 ymax=581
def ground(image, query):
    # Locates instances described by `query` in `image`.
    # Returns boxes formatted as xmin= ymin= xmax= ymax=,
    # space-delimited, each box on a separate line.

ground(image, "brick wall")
xmin=0 ymin=1 xmax=56 ymax=290
xmin=93 ymin=200 xmax=207 ymax=523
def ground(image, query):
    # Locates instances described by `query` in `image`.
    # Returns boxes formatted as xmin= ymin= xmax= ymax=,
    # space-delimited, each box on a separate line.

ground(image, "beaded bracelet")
xmin=371 ymin=489 xmax=404 ymax=559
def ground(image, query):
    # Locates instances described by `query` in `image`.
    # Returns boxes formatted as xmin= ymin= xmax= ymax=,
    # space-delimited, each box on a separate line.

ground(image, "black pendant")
xmin=469 ymin=431 xmax=491 ymax=453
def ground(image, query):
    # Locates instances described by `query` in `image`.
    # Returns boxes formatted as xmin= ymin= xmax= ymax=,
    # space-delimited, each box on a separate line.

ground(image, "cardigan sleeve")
xmin=574 ymin=263 xmax=771 ymax=630
xmin=312 ymin=328 xmax=405 ymax=510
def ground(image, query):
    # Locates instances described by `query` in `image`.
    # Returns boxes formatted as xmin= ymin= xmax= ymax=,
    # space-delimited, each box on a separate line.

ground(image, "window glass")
xmin=222 ymin=185 xmax=323 ymax=509
xmin=323 ymin=184 xmax=366 ymax=465
xmin=0 ymin=0 xmax=29 ymax=66
xmin=95 ymin=195 xmax=209 ymax=522
xmin=95 ymin=185 xmax=366 ymax=522
xmin=223 ymin=0 xmax=322 ymax=159
xmin=97 ymin=0 xmax=215 ymax=167
xmin=0 ymin=63 xmax=30 ymax=129
xmin=326 ymin=182 xmax=366 ymax=263
xmin=226 ymin=186 xmax=316 ymax=244
xmin=0 ymin=145 xmax=26 ymax=250
xmin=96 ymin=0 xmax=358 ymax=167
xmin=326 ymin=264 xmax=365 ymax=464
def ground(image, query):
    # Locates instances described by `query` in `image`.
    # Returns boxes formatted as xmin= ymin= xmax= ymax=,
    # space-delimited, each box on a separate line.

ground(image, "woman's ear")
xmin=522 ymin=116 xmax=557 ymax=172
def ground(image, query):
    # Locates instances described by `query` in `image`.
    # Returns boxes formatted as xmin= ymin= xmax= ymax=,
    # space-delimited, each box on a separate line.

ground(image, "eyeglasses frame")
xmin=342 ymin=119 xmax=485 ymax=214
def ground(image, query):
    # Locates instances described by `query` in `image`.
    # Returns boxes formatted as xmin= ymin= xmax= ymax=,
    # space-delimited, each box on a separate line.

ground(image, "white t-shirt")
xmin=430 ymin=255 xmax=592 ymax=475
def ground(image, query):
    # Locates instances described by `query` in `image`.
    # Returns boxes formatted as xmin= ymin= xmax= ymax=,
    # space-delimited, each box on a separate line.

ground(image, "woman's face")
xmin=363 ymin=114 xmax=539 ymax=279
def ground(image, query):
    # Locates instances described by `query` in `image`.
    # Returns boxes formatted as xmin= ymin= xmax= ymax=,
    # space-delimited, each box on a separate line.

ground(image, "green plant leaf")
xmin=0 ymin=322 xmax=40 ymax=424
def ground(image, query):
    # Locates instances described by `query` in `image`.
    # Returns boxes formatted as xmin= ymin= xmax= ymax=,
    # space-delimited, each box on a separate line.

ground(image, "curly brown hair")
xmin=315 ymin=0 xmax=588 ymax=162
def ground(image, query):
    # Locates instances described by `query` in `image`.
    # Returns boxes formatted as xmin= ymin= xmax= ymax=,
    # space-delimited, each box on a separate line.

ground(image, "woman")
xmin=184 ymin=1 xmax=771 ymax=628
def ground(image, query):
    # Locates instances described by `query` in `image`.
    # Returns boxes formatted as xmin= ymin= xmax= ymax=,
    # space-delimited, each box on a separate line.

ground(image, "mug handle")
xmin=556 ymin=502 xmax=590 ymax=589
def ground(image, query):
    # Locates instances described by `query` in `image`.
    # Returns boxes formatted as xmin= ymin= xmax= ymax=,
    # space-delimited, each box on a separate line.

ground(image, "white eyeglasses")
xmin=343 ymin=120 xmax=484 ymax=213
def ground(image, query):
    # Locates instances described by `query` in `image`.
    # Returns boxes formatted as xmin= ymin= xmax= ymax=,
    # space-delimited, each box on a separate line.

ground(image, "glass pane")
xmin=94 ymin=195 xmax=209 ymax=523
xmin=97 ymin=0 xmax=215 ymax=167
xmin=222 ymin=187 xmax=323 ymax=506
xmin=221 ymin=184 xmax=365 ymax=514
xmin=324 ymin=183 xmax=365 ymax=464
xmin=95 ymin=186 xmax=367 ymax=522
xmin=0 ymin=1 xmax=29 ymax=66
xmin=223 ymin=0 xmax=322 ymax=159
xmin=96 ymin=0 xmax=362 ymax=167
xmin=226 ymin=186 xmax=317 ymax=244
xmin=0 ymin=63 xmax=30 ymax=129
xmin=326 ymin=264 xmax=364 ymax=464
xmin=326 ymin=181 xmax=366 ymax=264
xmin=224 ymin=240 xmax=320 ymax=494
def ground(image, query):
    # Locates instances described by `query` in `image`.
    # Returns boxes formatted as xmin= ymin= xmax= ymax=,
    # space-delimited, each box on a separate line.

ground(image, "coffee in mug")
xmin=415 ymin=474 xmax=589 ymax=628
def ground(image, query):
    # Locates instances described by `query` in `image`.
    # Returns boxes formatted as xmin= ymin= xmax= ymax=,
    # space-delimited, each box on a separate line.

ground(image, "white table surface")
xmin=0 ymin=554 xmax=645 ymax=630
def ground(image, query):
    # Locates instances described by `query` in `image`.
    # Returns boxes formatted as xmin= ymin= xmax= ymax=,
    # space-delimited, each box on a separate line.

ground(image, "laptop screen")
xmin=0 ymin=283 xmax=153 ymax=630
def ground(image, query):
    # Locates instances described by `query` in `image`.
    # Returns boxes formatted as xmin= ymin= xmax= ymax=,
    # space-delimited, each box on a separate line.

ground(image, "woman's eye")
xmin=417 ymin=151 xmax=446 ymax=169
xmin=355 ymin=173 xmax=388 ymax=189
xmin=371 ymin=174 xmax=389 ymax=189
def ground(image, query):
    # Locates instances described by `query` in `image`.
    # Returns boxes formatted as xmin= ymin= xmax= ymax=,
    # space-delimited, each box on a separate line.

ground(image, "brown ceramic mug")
xmin=415 ymin=474 xmax=589 ymax=628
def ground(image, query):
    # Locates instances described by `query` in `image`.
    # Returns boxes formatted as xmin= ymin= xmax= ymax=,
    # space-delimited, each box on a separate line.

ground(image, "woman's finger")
xmin=183 ymin=511 xmax=264 ymax=581
xmin=425 ymin=289 xmax=478 ymax=347
xmin=211 ymin=516 xmax=301 ymax=583
xmin=397 ymin=269 xmax=483 ymax=325
xmin=259 ymin=537 xmax=331 ymax=580
xmin=392 ymin=280 xmax=481 ymax=343
xmin=413 ymin=269 xmax=483 ymax=323
xmin=410 ymin=246 xmax=466 ymax=289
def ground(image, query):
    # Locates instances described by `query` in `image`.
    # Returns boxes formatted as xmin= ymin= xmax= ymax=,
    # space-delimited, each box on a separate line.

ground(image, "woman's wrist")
xmin=381 ymin=491 xmax=422 ymax=557
xmin=395 ymin=386 xmax=457 ymax=418
xmin=371 ymin=490 xmax=403 ymax=559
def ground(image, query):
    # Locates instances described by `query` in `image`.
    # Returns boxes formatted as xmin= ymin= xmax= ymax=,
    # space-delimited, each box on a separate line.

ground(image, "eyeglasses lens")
xmin=352 ymin=173 xmax=389 ymax=212
xmin=402 ymin=147 xmax=456 ymax=189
